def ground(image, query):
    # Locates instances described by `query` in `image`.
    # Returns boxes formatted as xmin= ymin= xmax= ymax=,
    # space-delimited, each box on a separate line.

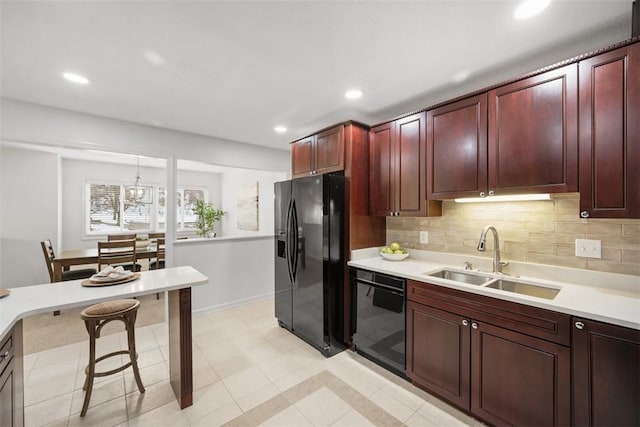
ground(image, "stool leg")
xmin=81 ymin=319 xmax=97 ymax=417
xmin=126 ymin=312 xmax=145 ymax=394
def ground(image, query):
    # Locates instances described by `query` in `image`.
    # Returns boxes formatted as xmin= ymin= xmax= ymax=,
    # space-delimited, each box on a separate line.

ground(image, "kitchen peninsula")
xmin=0 ymin=266 xmax=207 ymax=426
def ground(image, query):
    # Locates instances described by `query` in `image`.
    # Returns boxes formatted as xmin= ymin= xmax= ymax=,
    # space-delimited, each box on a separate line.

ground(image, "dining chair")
xmin=107 ymin=233 xmax=137 ymax=241
xmin=148 ymin=232 xmax=164 ymax=240
xmin=40 ymin=239 xmax=97 ymax=282
xmin=149 ymin=238 xmax=165 ymax=270
xmin=98 ymin=239 xmax=140 ymax=272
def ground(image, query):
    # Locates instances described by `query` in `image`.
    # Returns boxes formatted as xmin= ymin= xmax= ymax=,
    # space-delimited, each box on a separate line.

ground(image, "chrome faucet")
xmin=477 ymin=225 xmax=509 ymax=273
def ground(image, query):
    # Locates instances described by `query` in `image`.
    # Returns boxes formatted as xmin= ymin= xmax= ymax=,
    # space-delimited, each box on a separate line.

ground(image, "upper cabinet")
xmin=488 ymin=64 xmax=578 ymax=195
xmin=427 ymin=64 xmax=578 ymax=200
xmin=578 ymin=43 xmax=640 ymax=218
xmin=427 ymin=94 xmax=488 ymax=200
xmin=370 ymin=113 xmax=440 ymax=217
xmin=291 ymin=125 xmax=344 ymax=178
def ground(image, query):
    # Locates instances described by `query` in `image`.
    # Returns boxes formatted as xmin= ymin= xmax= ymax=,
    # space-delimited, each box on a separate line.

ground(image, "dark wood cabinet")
xmin=578 ymin=43 xmax=640 ymax=218
xmin=427 ymin=94 xmax=488 ymax=200
xmin=370 ymin=112 xmax=440 ymax=216
xmin=572 ymin=318 xmax=640 ymax=426
xmin=407 ymin=280 xmax=570 ymax=426
xmin=488 ymin=64 xmax=578 ymax=195
xmin=0 ymin=322 xmax=23 ymax=427
xmin=291 ymin=125 xmax=344 ymax=178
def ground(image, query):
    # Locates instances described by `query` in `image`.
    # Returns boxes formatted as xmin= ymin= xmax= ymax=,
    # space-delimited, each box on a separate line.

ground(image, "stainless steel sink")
xmin=426 ymin=269 xmax=494 ymax=286
xmin=484 ymin=279 xmax=560 ymax=300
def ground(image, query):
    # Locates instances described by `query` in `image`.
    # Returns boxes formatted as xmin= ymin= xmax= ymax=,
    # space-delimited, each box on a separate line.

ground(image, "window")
xmin=87 ymin=181 xmax=207 ymax=235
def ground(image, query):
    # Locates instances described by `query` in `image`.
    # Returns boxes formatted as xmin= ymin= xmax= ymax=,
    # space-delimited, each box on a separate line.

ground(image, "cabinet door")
xmin=315 ymin=125 xmax=345 ymax=175
xmin=369 ymin=122 xmax=395 ymax=216
xmin=0 ymin=359 xmax=15 ymax=427
xmin=572 ymin=318 xmax=640 ymax=426
xmin=291 ymin=136 xmax=314 ymax=178
xmin=427 ymin=94 xmax=488 ymax=200
xmin=395 ymin=112 xmax=426 ymax=216
xmin=471 ymin=321 xmax=570 ymax=427
xmin=407 ymin=301 xmax=471 ymax=410
xmin=488 ymin=64 xmax=578 ymax=194
xmin=579 ymin=43 xmax=640 ymax=218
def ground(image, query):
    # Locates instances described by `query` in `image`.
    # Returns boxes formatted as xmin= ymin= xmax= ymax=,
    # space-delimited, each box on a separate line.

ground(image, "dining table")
xmin=52 ymin=244 xmax=158 ymax=282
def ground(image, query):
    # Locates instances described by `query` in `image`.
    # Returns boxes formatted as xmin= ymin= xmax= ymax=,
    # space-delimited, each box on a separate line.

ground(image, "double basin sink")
xmin=427 ymin=269 xmax=560 ymax=300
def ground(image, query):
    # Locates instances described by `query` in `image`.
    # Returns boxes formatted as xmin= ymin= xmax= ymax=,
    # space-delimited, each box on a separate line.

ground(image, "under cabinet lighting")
xmin=514 ymin=0 xmax=551 ymax=20
xmin=454 ymin=194 xmax=551 ymax=203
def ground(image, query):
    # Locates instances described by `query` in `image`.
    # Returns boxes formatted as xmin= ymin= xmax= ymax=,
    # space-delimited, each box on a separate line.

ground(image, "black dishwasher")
xmin=351 ymin=268 xmax=406 ymax=377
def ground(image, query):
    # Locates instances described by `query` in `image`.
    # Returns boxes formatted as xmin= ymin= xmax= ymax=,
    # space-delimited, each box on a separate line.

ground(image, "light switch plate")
xmin=420 ymin=231 xmax=429 ymax=244
xmin=575 ymin=239 xmax=602 ymax=259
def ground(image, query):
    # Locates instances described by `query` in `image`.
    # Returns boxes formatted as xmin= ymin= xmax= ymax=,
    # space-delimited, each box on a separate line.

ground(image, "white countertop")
xmin=0 ymin=266 xmax=208 ymax=339
xmin=349 ymin=249 xmax=640 ymax=330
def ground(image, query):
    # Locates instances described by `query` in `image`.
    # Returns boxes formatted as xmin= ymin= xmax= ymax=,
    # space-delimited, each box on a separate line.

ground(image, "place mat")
xmin=81 ymin=273 xmax=140 ymax=287
xmin=0 ymin=289 xmax=9 ymax=298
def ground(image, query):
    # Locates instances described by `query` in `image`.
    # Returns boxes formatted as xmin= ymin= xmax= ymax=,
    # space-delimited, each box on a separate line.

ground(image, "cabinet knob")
xmin=575 ymin=321 xmax=585 ymax=330
xmin=471 ymin=322 xmax=478 ymax=329
xmin=479 ymin=192 xmax=485 ymax=197
xmin=0 ymin=350 xmax=9 ymax=359
xmin=488 ymin=190 xmax=495 ymax=196
xmin=580 ymin=211 xmax=589 ymax=218
xmin=462 ymin=320 xmax=469 ymax=326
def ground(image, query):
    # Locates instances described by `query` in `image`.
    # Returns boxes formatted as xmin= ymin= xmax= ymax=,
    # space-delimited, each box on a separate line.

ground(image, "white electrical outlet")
xmin=420 ymin=231 xmax=429 ymax=244
xmin=575 ymin=239 xmax=602 ymax=259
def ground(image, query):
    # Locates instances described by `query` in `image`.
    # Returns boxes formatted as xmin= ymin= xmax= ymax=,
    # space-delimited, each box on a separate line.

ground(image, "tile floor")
xmin=23 ymin=297 xmax=484 ymax=427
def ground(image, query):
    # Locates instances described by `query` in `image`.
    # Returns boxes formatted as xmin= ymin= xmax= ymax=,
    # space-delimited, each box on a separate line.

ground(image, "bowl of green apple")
xmin=380 ymin=243 xmax=409 ymax=261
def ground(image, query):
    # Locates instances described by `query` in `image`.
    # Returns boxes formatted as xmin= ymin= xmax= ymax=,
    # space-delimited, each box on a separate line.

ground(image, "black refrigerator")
xmin=274 ymin=174 xmax=346 ymax=356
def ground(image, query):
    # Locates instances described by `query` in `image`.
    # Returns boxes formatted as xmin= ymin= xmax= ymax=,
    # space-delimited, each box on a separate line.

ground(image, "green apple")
xmin=393 ymin=249 xmax=404 ymax=254
xmin=390 ymin=242 xmax=401 ymax=251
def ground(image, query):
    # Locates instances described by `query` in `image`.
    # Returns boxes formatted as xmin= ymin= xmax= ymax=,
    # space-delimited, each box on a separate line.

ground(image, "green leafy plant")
xmin=194 ymin=200 xmax=226 ymax=237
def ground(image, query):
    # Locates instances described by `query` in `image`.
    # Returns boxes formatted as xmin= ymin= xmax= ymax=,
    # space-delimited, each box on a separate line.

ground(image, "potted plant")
xmin=194 ymin=200 xmax=226 ymax=237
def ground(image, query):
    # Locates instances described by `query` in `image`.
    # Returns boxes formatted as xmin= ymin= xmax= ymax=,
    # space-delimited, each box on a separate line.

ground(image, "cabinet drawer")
xmin=408 ymin=280 xmax=570 ymax=346
xmin=0 ymin=333 xmax=12 ymax=376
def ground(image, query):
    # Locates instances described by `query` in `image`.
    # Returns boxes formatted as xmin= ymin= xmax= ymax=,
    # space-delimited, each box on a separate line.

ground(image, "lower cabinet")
xmin=0 ymin=321 xmax=23 ymax=427
xmin=572 ymin=318 xmax=640 ymax=426
xmin=407 ymin=280 xmax=571 ymax=426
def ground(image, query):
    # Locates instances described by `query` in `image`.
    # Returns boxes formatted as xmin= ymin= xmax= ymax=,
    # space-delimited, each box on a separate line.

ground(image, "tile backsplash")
xmin=386 ymin=194 xmax=640 ymax=276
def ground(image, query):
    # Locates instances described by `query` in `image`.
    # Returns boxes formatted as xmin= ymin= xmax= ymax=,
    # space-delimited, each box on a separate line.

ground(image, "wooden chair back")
xmin=98 ymin=239 xmax=137 ymax=270
xmin=40 ymin=239 xmax=56 ymax=282
xmin=156 ymin=238 xmax=165 ymax=264
xmin=107 ymin=233 xmax=137 ymax=241
xmin=148 ymin=232 xmax=165 ymax=240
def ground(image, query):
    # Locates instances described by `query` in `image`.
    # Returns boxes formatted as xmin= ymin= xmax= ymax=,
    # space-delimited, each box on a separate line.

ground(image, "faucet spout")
xmin=477 ymin=225 xmax=508 ymax=273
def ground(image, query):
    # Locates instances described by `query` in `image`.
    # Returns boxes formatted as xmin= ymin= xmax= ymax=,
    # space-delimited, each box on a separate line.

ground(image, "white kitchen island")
xmin=0 ymin=266 xmax=207 ymax=427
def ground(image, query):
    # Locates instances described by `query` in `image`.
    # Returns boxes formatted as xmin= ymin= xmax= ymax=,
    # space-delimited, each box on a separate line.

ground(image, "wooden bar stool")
xmin=80 ymin=299 xmax=145 ymax=417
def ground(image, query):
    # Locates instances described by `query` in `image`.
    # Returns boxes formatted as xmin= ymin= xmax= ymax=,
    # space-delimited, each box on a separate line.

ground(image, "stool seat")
xmin=80 ymin=298 xmax=144 ymax=417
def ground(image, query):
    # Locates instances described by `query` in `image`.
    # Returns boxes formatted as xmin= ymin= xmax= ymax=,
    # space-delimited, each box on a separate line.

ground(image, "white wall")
xmin=173 ymin=237 xmax=274 ymax=313
xmin=0 ymin=146 xmax=59 ymax=287
xmin=1 ymin=98 xmax=290 ymax=173
xmin=219 ymin=169 xmax=287 ymax=238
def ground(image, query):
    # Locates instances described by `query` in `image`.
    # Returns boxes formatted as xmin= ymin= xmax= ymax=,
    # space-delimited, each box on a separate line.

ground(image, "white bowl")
xmin=380 ymin=252 xmax=409 ymax=261
xmin=136 ymin=240 xmax=150 ymax=249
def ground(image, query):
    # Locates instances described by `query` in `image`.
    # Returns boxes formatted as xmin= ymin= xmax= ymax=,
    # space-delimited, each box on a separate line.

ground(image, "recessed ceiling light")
xmin=62 ymin=72 xmax=90 ymax=85
xmin=274 ymin=126 xmax=287 ymax=133
xmin=345 ymin=89 xmax=363 ymax=99
xmin=514 ymin=0 xmax=551 ymax=20
xmin=143 ymin=50 xmax=166 ymax=66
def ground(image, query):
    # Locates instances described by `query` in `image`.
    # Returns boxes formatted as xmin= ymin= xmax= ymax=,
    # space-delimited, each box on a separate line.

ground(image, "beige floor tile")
xmin=24 ymin=392 xmax=73 ymax=427
xmin=405 ymin=411 xmax=437 ymax=427
xmin=70 ymin=376 xmax=125 ymax=415
xmin=223 ymin=366 xmax=271 ymax=400
xmin=126 ymin=400 xmax=190 ymax=427
xmin=241 ymin=340 xmax=281 ymax=364
xmin=184 ymin=380 xmax=235 ymax=423
xmin=272 ymin=359 xmax=328 ymax=392
xmin=331 ymin=409 xmax=377 ymax=427
xmin=191 ymin=402 xmax=244 ymax=427
xmin=194 ymin=327 xmax=227 ymax=350
xmin=368 ymin=388 xmax=416 ymax=423
xmin=135 ymin=348 xmax=164 ymax=369
xmin=24 ymin=368 xmax=77 ymax=406
xmin=67 ymin=395 xmax=128 ymax=427
xmin=201 ymin=341 xmax=243 ymax=364
xmin=417 ymin=399 xmax=475 ymax=426
xmin=295 ymin=387 xmax=351 ymax=427
xmin=23 ymin=353 xmax=39 ymax=372
xmin=193 ymin=365 xmax=220 ymax=391
xmin=27 ymin=357 xmax=80 ymax=387
xmin=236 ymin=383 xmax=281 ymax=412
xmin=125 ymin=380 xmax=176 ymax=419
xmin=211 ymin=353 xmax=254 ymax=379
xmin=258 ymin=352 xmax=299 ymax=382
xmin=124 ymin=360 xmax=168 ymax=394
xmin=259 ymin=405 xmax=313 ymax=427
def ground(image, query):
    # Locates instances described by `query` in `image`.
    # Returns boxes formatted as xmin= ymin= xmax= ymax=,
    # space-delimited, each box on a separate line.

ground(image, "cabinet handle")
xmin=488 ymin=190 xmax=495 ymax=196
xmin=479 ymin=192 xmax=485 ymax=197
xmin=471 ymin=322 xmax=478 ymax=329
xmin=575 ymin=321 xmax=585 ymax=330
xmin=462 ymin=320 xmax=469 ymax=326
xmin=580 ymin=211 xmax=589 ymax=218
xmin=0 ymin=350 xmax=9 ymax=359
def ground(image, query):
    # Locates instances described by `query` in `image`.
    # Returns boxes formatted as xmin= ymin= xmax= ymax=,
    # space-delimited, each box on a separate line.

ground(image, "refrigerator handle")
xmin=285 ymin=198 xmax=294 ymax=283
xmin=291 ymin=199 xmax=299 ymax=281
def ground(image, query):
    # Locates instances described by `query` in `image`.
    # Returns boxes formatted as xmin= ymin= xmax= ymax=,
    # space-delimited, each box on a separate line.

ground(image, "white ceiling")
xmin=0 ymin=1 xmax=633 ymax=151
